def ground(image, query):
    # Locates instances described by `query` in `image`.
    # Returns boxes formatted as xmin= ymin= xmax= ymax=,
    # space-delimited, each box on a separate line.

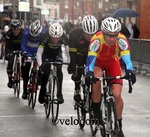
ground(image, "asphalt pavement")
xmin=0 ymin=58 xmax=150 ymax=137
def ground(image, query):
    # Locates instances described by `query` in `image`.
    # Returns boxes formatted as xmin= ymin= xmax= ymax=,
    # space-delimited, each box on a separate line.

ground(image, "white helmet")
xmin=49 ymin=23 xmax=63 ymax=38
xmin=82 ymin=15 xmax=98 ymax=34
xmin=29 ymin=20 xmax=42 ymax=37
xmin=101 ymin=17 xmax=121 ymax=33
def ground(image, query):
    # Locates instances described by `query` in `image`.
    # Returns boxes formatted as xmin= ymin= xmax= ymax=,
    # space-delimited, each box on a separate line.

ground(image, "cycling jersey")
xmin=37 ymin=33 xmax=69 ymax=66
xmin=69 ymin=28 xmax=90 ymax=73
xmin=21 ymin=27 xmax=47 ymax=57
xmin=5 ymin=29 xmax=24 ymax=52
xmin=86 ymin=31 xmax=134 ymax=84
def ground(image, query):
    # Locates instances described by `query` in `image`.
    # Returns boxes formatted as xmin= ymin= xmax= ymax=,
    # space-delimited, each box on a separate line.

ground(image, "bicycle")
xmin=73 ymin=65 xmax=106 ymax=136
xmin=43 ymin=61 xmax=69 ymax=124
xmin=12 ymin=50 xmax=22 ymax=97
xmin=26 ymin=54 xmax=39 ymax=109
xmin=93 ymin=71 xmax=133 ymax=137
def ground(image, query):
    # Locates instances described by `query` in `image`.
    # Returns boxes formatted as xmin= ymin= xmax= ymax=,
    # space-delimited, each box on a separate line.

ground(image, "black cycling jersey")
xmin=5 ymin=28 xmax=24 ymax=52
xmin=69 ymin=27 xmax=90 ymax=56
xmin=68 ymin=28 xmax=90 ymax=73
xmin=40 ymin=33 xmax=69 ymax=61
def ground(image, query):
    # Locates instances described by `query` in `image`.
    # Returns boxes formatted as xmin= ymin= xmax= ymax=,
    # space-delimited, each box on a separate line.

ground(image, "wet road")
xmin=0 ymin=59 xmax=150 ymax=137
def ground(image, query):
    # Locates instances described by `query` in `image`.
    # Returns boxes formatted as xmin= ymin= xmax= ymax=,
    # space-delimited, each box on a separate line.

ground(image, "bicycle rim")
xmin=28 ymin=92 xmax=32 ymax=106
xmin=51 ymin=77 xmax=59 ymax=124
xmin=76 ymin=101 xmax=86 ymax=129
xmin=44 ymin=96 xmax=51 ymax=118
xmin=106 ymin=99 xmax=119 ymax=137
xmin=16 ymin=67 xmax=20 ymax=98
xmin=89 ymin=102 xmax=98 ymax=136
xmin=31 ymin=70 xmax=38 ymax=108
xmin=31 ymin=92 xmax=37 ymax=109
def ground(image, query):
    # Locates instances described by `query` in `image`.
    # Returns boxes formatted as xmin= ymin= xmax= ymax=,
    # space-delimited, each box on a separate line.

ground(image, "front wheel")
xmin=28 ymin=69 xmax=38 ymax=109
xmin=13 ymin=63 xmax=20 ymax=97
xmin=51 ymin=76 xmax=59 ymax=124
xmin=76 ymin=100 xmax=86 ymax=129
xmin=105 ymin=98 xmax=119 ymax=137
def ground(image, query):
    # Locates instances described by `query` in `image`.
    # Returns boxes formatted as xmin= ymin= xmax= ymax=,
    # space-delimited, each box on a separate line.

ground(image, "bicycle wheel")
xmin=89 ymin=100 xmax=98 ymax=136
xmin=28 ymin=69 xmax=38 ymax=109
xmin=106 ymin=98 xmax=119 ymax=137
xmin=13 ymin=63 xmax=20 ymax=97
xmin=44 ymin=76 xmax=52 ymax=118
xmin=14 ymin=63 xmax=20 ymax=97
xmin=88 ymin=85 xmax=98 ymax=136
xmin=76 ymin=100 xmax=86 ymax=129
xmin=51 ymin=76 xmax=59 ymax=124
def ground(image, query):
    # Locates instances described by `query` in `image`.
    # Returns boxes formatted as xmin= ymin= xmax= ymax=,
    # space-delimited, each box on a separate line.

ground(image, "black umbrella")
xmin=112 ymin=8 xmax=139 ymax=18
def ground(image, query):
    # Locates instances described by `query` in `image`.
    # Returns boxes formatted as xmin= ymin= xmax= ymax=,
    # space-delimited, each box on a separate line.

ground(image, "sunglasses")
xmin=104 ymin=33 xmax=118 ymax=38
xmin=12 ymin=28 xmax=20 ymax=31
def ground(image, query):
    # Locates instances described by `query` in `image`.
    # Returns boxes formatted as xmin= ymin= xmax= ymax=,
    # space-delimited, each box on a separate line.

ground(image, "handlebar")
xmin=95 ymin=75 xmax=133 ymax=94
xmin=42 ymin=61 xmax=69 ymax=66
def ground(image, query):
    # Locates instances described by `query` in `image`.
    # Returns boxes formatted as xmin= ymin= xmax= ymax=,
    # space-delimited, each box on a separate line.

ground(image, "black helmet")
xmin=10 ymin=19 xmax=21 ymax=29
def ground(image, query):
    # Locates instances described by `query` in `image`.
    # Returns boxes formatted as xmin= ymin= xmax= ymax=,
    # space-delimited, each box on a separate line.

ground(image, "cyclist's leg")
xmin=38 ymin=63 xmax=50 ymax=104
xmin=7 ymin=54 xmax=14 ymax=88
xmin=21 ymin=61 xmax=31 ymax=99
xmin=92 ymin=65 xmax=103 ymax=120
xmin=56 ymin=65 xmax=64 ymax=104
xmin=73 ymin=53 xmax=85 ymax=101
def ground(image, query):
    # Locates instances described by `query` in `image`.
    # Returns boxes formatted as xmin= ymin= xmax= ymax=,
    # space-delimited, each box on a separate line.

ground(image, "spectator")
xmin=133 ymin=23 xmax=140 ymax=38
xmin=126 ymin=22 xmax=134 ymax=38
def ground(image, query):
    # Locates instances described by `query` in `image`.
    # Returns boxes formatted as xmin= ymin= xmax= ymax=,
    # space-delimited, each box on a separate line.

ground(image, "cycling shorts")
xmin=95 ymin=59 xmax=123 ymax=85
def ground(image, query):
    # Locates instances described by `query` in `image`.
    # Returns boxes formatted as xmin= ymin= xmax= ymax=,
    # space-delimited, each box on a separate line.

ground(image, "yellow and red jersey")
xmin=86 ymin=31 xmax=134 ymax=84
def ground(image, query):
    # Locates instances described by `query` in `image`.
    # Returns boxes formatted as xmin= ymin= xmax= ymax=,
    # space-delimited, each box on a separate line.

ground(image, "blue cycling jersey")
xmin=21 ymin=27 xmax=47 ymax=57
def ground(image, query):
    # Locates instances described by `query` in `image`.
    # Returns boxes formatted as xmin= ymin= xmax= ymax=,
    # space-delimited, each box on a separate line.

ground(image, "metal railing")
xmin=129 ymin=38 xmax=150 ymax=76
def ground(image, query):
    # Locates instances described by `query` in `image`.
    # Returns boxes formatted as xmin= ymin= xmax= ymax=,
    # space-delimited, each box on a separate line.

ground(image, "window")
xmin=98 ymin=2 xmax=102 ymax=9
xmin=65 ymin=0 xmax=69 ymax=8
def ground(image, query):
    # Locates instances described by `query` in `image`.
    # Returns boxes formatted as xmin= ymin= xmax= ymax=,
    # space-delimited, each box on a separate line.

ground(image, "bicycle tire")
xmin=44 ymin=76 xmax=52 ymax=118
xmin=16 ymin=63 xmax=21 ymax=97
xmin=76 ymin=100 xmax=86 ymax=129
xmin=51 ymin=76 xmax=59 ymax=124
xmin=106 ymin=98 xmax=119 ymax=137
xmin=13 ymin=63 xmax=20 ymax=97
xmin=31 ymin=69 xmax=38 ymax=108
xmin=88 ymin=85 xmax=98 ymax=136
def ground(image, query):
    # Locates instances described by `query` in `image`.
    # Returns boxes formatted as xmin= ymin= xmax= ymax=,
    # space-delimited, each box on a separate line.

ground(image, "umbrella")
xmin=112 ymin=8 xmax=139 ymax=18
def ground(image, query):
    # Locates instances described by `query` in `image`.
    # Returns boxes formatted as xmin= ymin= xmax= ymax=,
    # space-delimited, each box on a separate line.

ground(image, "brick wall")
xmin=140 ymin=0 xmax=150 ymax=39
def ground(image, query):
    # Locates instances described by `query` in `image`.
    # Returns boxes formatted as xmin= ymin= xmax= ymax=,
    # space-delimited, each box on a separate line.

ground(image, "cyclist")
xmin=85 ymin=17 xmax=136 ymax=137
xmin=21 ymin=20 xmax=47 ymax=99
xmin=37 ymin=22 xmax=70 ymax=104
xmin=0 ymin=25 xmax=10 ymax=59
xmin=5 ymin=19 xmax=23 ymax=88
xmin=68 ymin=15 xmax=99 ymax=102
